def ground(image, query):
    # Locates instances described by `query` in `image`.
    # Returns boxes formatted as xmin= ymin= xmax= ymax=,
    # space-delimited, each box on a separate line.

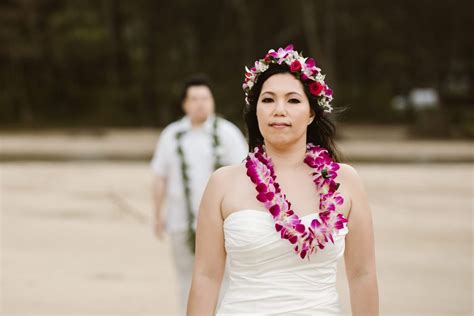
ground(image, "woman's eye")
xmin=288 ymin=98 xmax=301 ymax=104
xmin=261 ymin=98 xmax=273 ymax=103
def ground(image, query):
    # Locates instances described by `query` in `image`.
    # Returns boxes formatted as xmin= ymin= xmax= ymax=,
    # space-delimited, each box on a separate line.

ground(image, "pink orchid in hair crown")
xmin=242 ymin=44 xmax=334 ymax=113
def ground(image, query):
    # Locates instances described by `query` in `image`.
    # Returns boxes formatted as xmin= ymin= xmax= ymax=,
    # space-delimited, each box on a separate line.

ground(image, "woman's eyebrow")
xmin=261 ymin=91 xmax=303 ymax=97
xmin=286 ymin=92 xmax=303 ymax=97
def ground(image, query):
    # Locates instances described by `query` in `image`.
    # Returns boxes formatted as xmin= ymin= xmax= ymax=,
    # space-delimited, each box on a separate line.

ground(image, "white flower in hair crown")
xmin=242 ymin=44 xmax=334 ymax=113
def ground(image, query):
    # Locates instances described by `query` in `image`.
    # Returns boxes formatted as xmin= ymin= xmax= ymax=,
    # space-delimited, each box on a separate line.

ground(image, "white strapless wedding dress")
xmin=216 ymin=209 xmax=349 ymax=316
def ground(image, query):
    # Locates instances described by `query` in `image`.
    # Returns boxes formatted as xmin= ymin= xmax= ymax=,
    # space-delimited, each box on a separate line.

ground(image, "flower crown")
xmin=242 ymin=44 xmax=334 ymax=113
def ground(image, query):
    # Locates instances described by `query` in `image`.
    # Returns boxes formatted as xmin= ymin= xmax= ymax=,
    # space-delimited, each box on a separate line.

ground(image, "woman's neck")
xmin=264 ymin=140 xmax=307 ymax=170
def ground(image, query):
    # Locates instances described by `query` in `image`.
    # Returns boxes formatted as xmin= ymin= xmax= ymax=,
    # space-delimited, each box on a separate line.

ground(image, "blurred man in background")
xmin=150 ymin=75 xmax=247 ymax=314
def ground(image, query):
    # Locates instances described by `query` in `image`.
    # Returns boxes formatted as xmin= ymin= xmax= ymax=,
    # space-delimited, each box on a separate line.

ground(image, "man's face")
xmin=182 ymin=85 xmax=215 ymax=125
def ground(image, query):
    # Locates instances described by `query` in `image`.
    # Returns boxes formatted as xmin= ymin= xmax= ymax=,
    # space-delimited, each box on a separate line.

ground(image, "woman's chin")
xmin=263 ymin=132 xmax=309 ymax=149
xmin=263 ymin=136 xmax=293 ymax=148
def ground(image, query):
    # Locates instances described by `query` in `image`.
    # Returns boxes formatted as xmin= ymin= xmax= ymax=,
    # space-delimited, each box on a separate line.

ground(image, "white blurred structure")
xmin=409 ymin=88 xmax=440 ymax=110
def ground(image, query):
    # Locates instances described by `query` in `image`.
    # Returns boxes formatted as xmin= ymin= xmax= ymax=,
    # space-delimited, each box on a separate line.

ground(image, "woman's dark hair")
xmin=179 ymin=74 xmax=214 ymax=105
xmin=243 ymin=63 xmax=342 ymax=162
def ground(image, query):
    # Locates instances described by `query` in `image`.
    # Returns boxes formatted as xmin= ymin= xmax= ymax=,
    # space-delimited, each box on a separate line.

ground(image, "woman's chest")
xmin=221 ymin=171 xmax=351 ymax=219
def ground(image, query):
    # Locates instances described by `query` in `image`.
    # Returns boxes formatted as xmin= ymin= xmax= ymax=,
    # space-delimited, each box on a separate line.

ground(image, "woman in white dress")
xmin=187 ymin=45 xmax=379 ymax=315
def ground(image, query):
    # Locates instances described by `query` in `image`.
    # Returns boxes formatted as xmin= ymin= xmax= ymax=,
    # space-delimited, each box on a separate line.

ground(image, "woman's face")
xmin=256 ymin=72 xmax=314 ymax=148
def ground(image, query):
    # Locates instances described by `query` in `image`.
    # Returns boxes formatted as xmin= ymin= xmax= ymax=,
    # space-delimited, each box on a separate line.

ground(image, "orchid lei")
xmin=242 ymin=44 xmax=334 ymax=113
xmin=245 ymin=143 xmax=348 ymax=259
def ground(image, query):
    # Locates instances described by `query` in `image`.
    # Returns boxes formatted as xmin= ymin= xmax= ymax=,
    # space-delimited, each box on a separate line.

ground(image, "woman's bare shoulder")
xmin=200 ymin=165 xmax=247 ymax=216
xmin=209 ymin=164 xmax=247 ymax=188
xmin=213 ymin=164 xmax=246 ymax=179
xmin=337 ymin=163 xmax=363 ymax=183
xmin=336 ymin=163 xmax=368 ymax=199
xmin=337 ymin=162 xmax=370 ymax=206
xmin=203 ymin=164 xmax=248 ymax=212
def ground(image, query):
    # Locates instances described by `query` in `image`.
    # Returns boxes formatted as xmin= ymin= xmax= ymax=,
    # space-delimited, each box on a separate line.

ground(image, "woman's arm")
xmin=187 ymin=168 xmax=227 ymax=315
xmin=342 ymin=164 xmax=379 ymax=315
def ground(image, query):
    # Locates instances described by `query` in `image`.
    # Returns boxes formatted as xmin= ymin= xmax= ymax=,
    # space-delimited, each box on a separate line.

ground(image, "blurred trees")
xmin=0 ymin=0 xmax=472 ymax=132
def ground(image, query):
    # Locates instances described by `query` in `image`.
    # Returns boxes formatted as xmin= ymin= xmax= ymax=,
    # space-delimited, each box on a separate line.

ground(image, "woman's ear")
xmin=308 ymin=110 xmax=315 ymax=125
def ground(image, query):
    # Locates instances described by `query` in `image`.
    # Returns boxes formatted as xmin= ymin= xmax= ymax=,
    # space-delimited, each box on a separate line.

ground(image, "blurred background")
xmin=1 ymin=0 xmax=472 ymax=315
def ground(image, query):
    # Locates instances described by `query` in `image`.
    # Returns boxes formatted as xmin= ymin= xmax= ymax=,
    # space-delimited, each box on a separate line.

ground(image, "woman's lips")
xmin=269 ymin=122 xmax=291 ymax=128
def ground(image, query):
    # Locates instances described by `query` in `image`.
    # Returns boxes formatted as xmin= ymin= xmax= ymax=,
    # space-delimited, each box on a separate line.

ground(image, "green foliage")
xmin=0 ymin=0 xmax=472 ymax=131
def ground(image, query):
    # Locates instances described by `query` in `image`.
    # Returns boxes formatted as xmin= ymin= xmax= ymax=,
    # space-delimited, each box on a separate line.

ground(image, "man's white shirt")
xmin=151 ymin=114 xmax=248 ymax=232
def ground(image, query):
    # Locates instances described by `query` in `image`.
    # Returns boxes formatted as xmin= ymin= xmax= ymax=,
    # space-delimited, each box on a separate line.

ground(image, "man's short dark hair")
xmin=180 ymin=74 xmax=214 ymax=104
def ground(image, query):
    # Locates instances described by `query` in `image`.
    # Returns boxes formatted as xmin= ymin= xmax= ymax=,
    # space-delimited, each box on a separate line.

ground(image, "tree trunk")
xmin=142 ymin=0 xmax=160 ymax=126
xmin=231 ymin=0 xmax=254 ymax=66
xmin=301 ymin=0 xmax=337 ymax=81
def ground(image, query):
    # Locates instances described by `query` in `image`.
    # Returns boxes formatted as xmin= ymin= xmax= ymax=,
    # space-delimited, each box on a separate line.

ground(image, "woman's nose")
xmin=273 ymin=100 xmax=286 ymax=116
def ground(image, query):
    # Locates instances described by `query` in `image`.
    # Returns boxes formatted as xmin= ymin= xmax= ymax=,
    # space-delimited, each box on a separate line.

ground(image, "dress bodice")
xmin=217 ymin=209 xmax=349 ymax=316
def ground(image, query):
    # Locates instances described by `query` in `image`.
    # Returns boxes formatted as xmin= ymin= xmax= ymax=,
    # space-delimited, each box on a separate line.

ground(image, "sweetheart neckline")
xmin=223 ymin=209 xmax=350 ymax=235
xmin=224 ymin=209 xmax=320 ymax=223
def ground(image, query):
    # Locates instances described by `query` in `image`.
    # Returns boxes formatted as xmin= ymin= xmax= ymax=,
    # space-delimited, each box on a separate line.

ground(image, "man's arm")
xmin=150 ymin=127 xmax=173 ymax=238
xmin=152 ymin=175 xmax=167 ymax=239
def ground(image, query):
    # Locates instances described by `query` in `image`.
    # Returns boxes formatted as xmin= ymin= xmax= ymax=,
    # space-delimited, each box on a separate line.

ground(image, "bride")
xmin=187 ymin=45 xmax=378 ymax=315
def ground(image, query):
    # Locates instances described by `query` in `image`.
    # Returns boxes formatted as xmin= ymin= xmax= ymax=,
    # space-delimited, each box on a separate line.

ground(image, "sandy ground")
xmin=1 ymin=161 xmax=472 ymax=316
xmin=1 ymin=127 xmax=472 ymax=162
